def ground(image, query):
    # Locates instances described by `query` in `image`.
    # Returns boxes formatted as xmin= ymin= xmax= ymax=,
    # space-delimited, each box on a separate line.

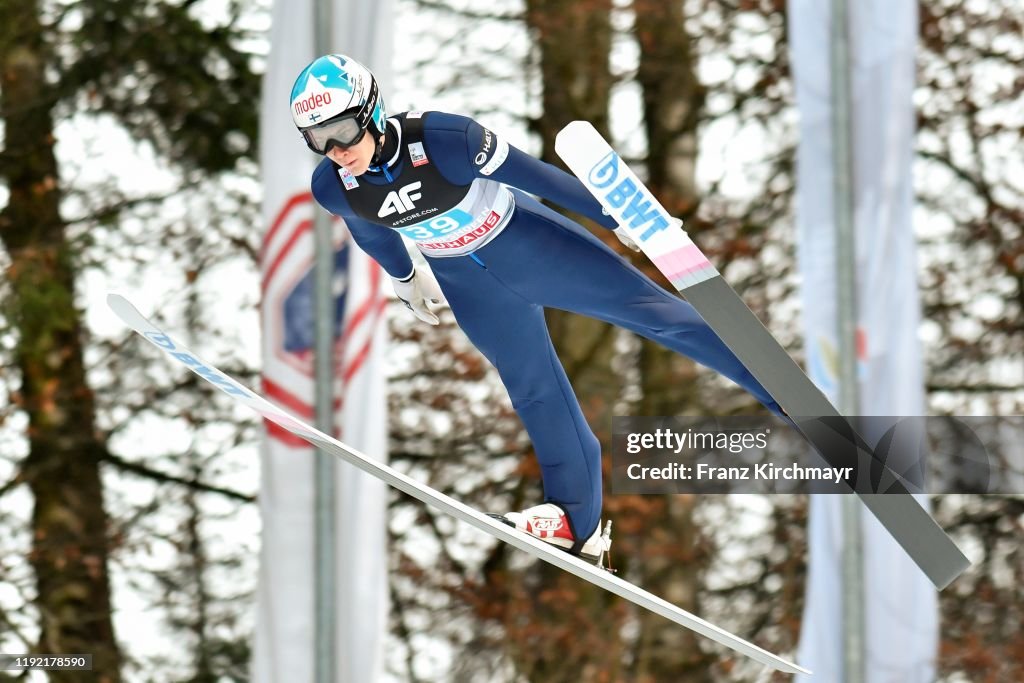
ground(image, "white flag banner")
xmin=254 ymin=1 xmax=393 ymax=681
xmin=789 ymin=1 xmax=939 ymax=681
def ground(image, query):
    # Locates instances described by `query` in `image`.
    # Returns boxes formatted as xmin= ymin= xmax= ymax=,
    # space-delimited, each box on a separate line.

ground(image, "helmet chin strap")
xmin=370 ymin=132 xmax=384 ymax=166
xmin=367 ymin=130 xmax=394 ymax=182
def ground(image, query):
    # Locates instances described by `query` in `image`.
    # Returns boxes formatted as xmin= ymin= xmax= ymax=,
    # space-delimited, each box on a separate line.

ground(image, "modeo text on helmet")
xmin=293 ymin=91 xmax=333 ymax=117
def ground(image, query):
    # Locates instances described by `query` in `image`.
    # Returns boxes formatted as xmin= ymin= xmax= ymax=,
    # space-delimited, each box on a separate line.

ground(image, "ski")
xmin=555 ymin=120 xmax=970 ymax=590
xmin=107 ymin=293 xmax=809 ymax=675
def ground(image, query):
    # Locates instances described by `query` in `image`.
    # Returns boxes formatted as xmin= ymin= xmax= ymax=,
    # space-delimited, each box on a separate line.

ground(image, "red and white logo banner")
xmin=253 ymin=1 xmax=393 ymax=681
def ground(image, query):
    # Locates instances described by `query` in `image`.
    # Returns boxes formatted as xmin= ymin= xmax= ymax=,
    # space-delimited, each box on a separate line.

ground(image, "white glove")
xmin=613 ymin=226 xmax=641 ymax=252
xmin=392 ymin=266 xmax=446 ymax=325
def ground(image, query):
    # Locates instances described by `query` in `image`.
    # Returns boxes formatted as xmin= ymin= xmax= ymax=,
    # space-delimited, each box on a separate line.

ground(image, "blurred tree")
xmin=0 ymin=0 xmax=259 ymax=680
xmin=915 ymin=2 xmax=1024 ymax=679
xmin=916 ymin=0 xmax=1023 ymax=408
xmin=1 ymin=2 xmax=122 ymax=677
xmin=619 ymin=1 xmax=715 ymax=680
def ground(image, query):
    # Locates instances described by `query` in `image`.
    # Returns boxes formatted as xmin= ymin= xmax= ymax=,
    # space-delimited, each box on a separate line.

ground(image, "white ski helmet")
xmin=289 ymin=54 xmax=387 ymax=154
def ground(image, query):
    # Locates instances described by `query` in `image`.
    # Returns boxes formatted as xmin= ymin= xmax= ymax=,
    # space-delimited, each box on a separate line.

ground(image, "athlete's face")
xmin=325 ymin=131 xmax=382 ymax=176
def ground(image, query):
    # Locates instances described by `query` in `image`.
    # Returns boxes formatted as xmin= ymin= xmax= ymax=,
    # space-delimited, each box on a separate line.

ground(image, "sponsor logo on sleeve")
xmin=338 ymin=166 xmax=359 ymax=190
xmin=475 ymin=128 xmax=494 ymax=166
xmin=408 ymin=141 xmax=429 ymax=167
xmin=479 ymin=138 xmax=509 ymax=176
xmin=406 ymin=111 xmax=424 ymax=119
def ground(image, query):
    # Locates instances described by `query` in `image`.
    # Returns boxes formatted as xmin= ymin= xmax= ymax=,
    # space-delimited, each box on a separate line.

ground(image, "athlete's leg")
xmin=488 ymin=193 xmax=784 ymax=416
xmin=428 ymin=254 xmax=603 ymax=539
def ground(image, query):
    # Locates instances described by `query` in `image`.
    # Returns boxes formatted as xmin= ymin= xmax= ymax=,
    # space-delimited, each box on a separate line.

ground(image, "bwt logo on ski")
xmin=144 ymin=332 xmax=251 ymax=398
xmin=293 ymin=91 xmax=332 ymax=117
xmin=588 ymin=152 xmax=670 ymax=241
xmin=378 ymin=181 xmax=423 ymax=217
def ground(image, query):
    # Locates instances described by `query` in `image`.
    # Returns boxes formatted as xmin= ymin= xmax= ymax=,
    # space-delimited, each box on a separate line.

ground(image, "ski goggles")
xmin=300 ymin=79 xmax=380 ymax=155
xmin=301 ymin=114 xmax=367 ymax=154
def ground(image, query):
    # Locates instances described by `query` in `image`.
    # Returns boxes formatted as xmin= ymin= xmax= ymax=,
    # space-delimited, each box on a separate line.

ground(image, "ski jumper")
xmin=311 ymin=111 xmax=783 ymax=541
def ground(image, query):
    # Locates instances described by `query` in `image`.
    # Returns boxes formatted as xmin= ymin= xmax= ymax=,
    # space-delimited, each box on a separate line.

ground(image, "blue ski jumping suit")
xmin=311 ymin=111 xmax=782 ymax=542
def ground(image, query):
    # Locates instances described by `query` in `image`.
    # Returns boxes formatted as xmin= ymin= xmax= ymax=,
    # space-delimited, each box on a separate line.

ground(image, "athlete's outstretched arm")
xmin=342 ymin=214 xmax=416 ymax=279
xmin=424 ymin=113 xmax=618 ymax=230
xmin=479 ymin=137 xmax=618 ymax=230
xmin=310 ymin=160 xmax=415 ymax=279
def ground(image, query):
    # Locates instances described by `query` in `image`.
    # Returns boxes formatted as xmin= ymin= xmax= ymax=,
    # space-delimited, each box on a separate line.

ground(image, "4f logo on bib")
xmin=378 ymin=181 xmax=423 ymax=217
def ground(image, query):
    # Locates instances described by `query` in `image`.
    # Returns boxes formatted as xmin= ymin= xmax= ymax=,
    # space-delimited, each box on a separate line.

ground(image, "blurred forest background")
xmin=0 ymin=0 xmax=1021 ymax=681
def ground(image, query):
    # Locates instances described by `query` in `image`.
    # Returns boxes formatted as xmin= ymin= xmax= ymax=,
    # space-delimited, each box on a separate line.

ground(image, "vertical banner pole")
xmin=831 ymin=0 xmax=865 ymax=681
xmin=312 ymin=3 xmax=336 ymax=683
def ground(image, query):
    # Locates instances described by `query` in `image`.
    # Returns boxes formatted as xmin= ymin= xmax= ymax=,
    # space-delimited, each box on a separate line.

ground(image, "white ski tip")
xmin=107 ymin=293 xmax=155 ymax=336
xmin=785 ymin=662 xmax=813 ymax=676
xmin=554 ymin=120 xmax=596 ymax=156
xmin=107 ymin=292 xmax=137 ymax=323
